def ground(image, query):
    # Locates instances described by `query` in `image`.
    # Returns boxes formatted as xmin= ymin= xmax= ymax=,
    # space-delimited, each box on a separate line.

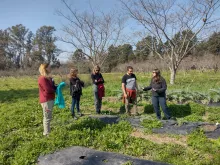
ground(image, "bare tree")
xmin=57 ymin=0 xmax=125 ymax=67
xmin=120 ymin=0 xmax=220 ymax=84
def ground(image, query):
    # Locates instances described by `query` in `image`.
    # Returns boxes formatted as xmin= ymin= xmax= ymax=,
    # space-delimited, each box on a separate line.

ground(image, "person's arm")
xmin=135 ymin=81 xmax=138 ymax=90
xmin=122 ymin=83 xmax=127 ymax=98
xmin=91 ymin=74 xmax=98 ymax=84
xmin=143 ymin=79 xmax=152 ymax=91
xmin=79 ymin=78 xmax=85 ymax=87
xmin=121 ymin=76 xmax=127 ymax=98
xmin=134 ymin=74 xmax=138 ymax=90
xmin=156 ymin=78 xmax=167 ymax=93
xmin=99 ymin=74 xmax=104 ymax=83
xmin=69 ymin=78 xmax=75 ymax=85
xmin=69 ymin=78 xmax=72 ymax=93
xmin=51 ymin=78 xmax=57 ymax=90
xmin=96 ymin=74 xmax=104 ymax=84
xmin=39 ymin=77 xmax=56 ymax=94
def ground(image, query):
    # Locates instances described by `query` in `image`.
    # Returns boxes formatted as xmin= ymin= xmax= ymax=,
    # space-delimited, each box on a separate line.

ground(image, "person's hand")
xmin=152 ymin=88 xmax=157 ymax=92
xmin=95 ymin=80 xmax=97 ymax=82
xmin=124 ymin=93 xmax=128 ymax=98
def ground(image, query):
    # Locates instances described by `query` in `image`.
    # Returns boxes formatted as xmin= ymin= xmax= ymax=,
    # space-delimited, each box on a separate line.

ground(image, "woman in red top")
xmin=38 ymin=63 xmax=56 ymax=136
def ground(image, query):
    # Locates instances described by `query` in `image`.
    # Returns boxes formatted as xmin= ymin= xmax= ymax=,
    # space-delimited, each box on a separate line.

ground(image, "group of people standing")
xmin=122 ymin=66 xmax=171 ymax=120
xmin=38 ymin=64 xmax=171 ymax=136
xmin=69 ymin=65 xmax=105 ymax=120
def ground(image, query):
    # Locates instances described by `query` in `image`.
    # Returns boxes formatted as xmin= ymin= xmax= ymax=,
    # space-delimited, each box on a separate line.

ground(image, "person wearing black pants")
xmin=143 ymin=69 xmax=171 ymax=120
xmin=69 ymin=68 xmax=84 ymax=120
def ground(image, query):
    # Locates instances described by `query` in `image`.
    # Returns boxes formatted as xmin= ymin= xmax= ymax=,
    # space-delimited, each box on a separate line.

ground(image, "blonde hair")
xmin=93 ymin=65 xmax=100 ymax=74
xmin=39 ymin=63 xmax=49 ymax=76
xmin=69 ymin=68 xmax=78 ymax=78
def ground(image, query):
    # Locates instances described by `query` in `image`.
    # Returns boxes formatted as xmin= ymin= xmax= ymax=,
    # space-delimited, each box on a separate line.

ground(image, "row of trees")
xmin=1 ymin=0 xmax=220 ymax=84
xmin=72 ymin=31 xmax=220 ymax=72
xmin=61 ymin=0 xmax=220 ymax=84
xmin=0 ymin=24 xmax=60 ymax=70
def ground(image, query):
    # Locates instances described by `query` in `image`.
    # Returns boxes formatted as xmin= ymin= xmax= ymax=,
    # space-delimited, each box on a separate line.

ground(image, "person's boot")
xmin=72 ymin=114 xmax=77 ymax=120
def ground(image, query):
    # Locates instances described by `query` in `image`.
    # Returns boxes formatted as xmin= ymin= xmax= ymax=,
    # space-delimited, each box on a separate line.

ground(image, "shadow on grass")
xmin=144 ymin=104 xmax=154 ymax=114
xmin=0 ymin=88 xmax=38 ymax=103
xmin=119 ymin=105 xmax=126 ymax=114
xmin=67 ymin=117 xmax=107 ymax=131
xmin=101 ymin=110 xmax=118 ymax=115
xmin=143 ymin=103 xmax=192 ymax=118
xmin=169 ymin=103 xmax=192 ymax=118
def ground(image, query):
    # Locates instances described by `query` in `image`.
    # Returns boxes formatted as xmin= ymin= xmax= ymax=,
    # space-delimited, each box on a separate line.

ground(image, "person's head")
xmin=127 ymin=66 xmax=133 ymax=75
xmin=152 ymin=69 xmax=161 ymax=82
xmin=93 ymin=65 xmax=100 ymax=74
xmin=39 ymin=63 xmax=51 ymax=76
xmin=69 ymin=68 xmax=78 ymax=78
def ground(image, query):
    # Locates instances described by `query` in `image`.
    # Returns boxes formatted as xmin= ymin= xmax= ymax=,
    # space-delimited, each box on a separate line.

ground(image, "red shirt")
xmin=97 ymin=83 xmax=105 ymax=99
xmin=38 ymin=76 xmax=56 ymax=103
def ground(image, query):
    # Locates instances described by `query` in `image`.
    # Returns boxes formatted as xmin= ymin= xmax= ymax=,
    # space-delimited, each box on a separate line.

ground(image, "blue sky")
xmin=0 ymin=0 xmax=121 ymax=31
xmin=1 ymin=0 xmax=220 ymax=62
xmin=0 ymin=0 xmax=124 ymax=61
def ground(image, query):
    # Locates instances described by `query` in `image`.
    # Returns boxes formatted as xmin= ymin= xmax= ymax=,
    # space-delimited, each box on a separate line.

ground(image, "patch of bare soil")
xmin=103 ymin=97 xmax=119 ymax=103
xmin=131 ymin=129 xmax=187 ymax=146
xmin=202 ymin=125 xmax=217 ymax=132
xmin=202 ymin=112 xmax=209 ymax=121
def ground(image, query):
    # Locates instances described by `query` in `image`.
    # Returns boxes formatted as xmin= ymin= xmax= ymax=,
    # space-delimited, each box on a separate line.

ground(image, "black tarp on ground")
xmin=89 ymin=115 xmax=220 ymax=139
xmin=152 ymin=120 xmax=200 ymax=135
xmin=37 ymin=146 xmax=171 ymax=165
xmin=37 ymin=116 xmax=219 ymax=165
xmin=205 ymin=126 xmax=220 ymax=139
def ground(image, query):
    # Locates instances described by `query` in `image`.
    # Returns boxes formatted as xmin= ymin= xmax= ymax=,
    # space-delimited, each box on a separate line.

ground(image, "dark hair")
xmin=127 ymin=66 xmax=133 ymax=71
xmin=153 ymin=69 xmax=161 ymax=82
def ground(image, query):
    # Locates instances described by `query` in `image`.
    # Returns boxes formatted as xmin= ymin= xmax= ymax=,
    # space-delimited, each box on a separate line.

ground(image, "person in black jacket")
xmin=143 ymin=69 xmax=171 ymax=120
xmin=91 ymin=65 xmax=104 ymax=114
xmin=69 ymin=68 xmax=84 ymax=119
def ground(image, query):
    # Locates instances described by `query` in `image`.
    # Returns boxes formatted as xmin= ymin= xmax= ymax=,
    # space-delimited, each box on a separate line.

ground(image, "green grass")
xmin=0 ymin=71 xmax=220 ymax=165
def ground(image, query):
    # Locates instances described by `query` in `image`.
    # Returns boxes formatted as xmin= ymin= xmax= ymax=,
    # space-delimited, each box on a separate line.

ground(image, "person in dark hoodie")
xmin=91 ymin=65 xmax=105 ymax=114
xmin=143 ymin=69 xmax=171 ymax=120
xmin=69 ymin=68 xmax=84 ymax=120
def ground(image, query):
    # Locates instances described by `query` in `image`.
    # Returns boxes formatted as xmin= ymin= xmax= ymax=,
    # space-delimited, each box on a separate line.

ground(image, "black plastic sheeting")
xmin=152 ymin=120 xmax=220 ymax=139
xmin=89 ymin=115 xmax=220 ymax=139
xmin=205 ymin=126 xmax=220 ymax=139
xmin=38 ymin=146 xmax=170 ymax=165
xmin=38 ymin=116 xmax=219 ymax=165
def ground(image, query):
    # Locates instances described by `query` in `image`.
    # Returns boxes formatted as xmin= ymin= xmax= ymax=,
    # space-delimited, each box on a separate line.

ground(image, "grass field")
xmin=0 ymin=70 xmax=220 ymax=165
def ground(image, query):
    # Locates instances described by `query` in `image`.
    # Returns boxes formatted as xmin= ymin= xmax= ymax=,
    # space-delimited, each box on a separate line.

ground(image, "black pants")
xmin=152 ymin=96 xmax=171 ymax=119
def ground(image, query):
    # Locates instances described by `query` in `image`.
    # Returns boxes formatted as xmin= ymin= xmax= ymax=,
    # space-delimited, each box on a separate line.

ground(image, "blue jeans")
xmin=152 ymin=96 xmax=171 ymax=119
xmin=71 ymin=98 xmax=80 ymax=116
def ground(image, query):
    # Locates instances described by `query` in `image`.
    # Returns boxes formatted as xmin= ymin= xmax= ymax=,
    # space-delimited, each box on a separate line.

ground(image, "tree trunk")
xmin=170 ymin=67 xmax=176 ymax=85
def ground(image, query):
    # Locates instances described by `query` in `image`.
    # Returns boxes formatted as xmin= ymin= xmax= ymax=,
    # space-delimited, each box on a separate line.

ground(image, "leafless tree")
xmin=57 ymin=0 xmax=125 ymax=67
xmin=120 ymin=0 xmax=220 ymax=84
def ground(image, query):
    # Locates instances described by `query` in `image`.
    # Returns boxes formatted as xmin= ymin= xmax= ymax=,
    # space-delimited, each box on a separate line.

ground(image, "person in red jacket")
xmin=38 ymin=63 xmax=56 ymax=136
